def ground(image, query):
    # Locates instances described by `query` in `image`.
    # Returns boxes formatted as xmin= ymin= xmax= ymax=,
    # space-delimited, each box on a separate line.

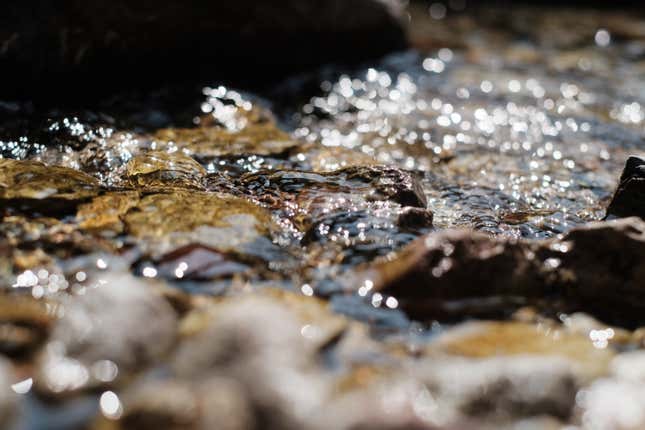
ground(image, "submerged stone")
xmin=122 ymin=151 xmax=206 ymax=190
xmin=605 ymin=156 xmax=645 ymax=220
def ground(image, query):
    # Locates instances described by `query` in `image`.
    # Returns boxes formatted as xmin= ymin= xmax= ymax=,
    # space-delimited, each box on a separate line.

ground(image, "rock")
xmin=360 ymin=217 xmax=645 ymax=326
xmin=610 ymin=351 xmax=645 ymax=382
xmin=121 ymin=151 xmax=206 ymax=191
xmin=0 ymin=159 xmax=100 ymax=217
xmin=241 ymin=165 xmax=427 ymax=233
xmin=147 ymin=244 xmax=253 ymax=282
xmin=122 ymin=191 xmax=275 ymax=257
xmin=302 ymin=146 xmax=378 ymax=173
xmin=397 ymin=207 xmax=434 ymax=231
xmin=358 ymin=229 xmax=544 ymax=320
xmin=605 ymin=156 xmax=645 ymax=219
xmin=37 ymin=272 xmax=177 ymax=394
xmin=77 ymin=192 xmax=141 ymax=235
xmin=557 ymin=217 xmax=645 ymax=325
xmin=1 ymin=0 xmax=406 ymax=100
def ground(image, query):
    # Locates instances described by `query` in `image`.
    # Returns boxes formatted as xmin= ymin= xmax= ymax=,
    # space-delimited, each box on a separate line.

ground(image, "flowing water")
xmin=2 ymin=3 xmax=645 ymax=429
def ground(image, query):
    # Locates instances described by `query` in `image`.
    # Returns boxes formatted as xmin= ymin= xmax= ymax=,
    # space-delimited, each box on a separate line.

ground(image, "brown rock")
xmin=360 ymin=217 xmax=645 ymax=327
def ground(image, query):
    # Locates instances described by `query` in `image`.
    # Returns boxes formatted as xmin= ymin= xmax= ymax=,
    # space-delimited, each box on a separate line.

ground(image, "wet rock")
xmin=605 ymin=156 xmax=645 ymax=219
xmin=37 ymin=273 xmax=177 ymax=394
xmin=397 ymin=207 xmax=434 ymax=231
xmin=560 ymin=313 xmax=632 ymax=349
xmin=241 ymin=165 xmax=426 ymax=250
xmin=1 ymin=215 xmax=115 ymax=262
xmin=359 ymin=229 xmax=545 ymax=320
xmin=557 ymin=217 xmax=645 ymax=325
xmin=243 ymin=165 xmax=426 ymax=210
xmin=341 ymin=166 xmax=427 ymax=208
xmin=77 ymin=192 xmax=140 ymax=235
xmin=0 ymin=159 xmax=100 ymax=216
xmin=361 ymin=217 xmax=645 ymax=326
xmin=123 ymin=191 xmax=274 ymax=256
xmin=261 ymin=289 xmax=348 ymax=352
xmin=1 ymin=0 xmax=406 ymax=100
xmin=121 ymin=151 xmax=206 ymax=190
xmin=302 ymin=146 xmax=378 ymax=173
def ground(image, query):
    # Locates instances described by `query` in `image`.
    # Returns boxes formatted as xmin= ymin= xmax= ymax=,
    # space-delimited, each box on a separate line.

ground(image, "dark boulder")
xmin=605 ymin=156 xmax=645 ymax=220
xmin=1 ymin=0 xmax=406 ymax=101
xmin=361 ymin=217 xmax=645 ymax=327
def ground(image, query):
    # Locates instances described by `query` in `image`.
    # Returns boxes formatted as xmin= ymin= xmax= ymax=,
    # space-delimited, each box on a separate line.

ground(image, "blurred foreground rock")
xmin=1 ymin=0 xmax=406 ymax=100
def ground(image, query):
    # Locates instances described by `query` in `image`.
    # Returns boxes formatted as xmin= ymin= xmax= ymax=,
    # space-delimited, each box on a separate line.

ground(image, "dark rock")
xmin=558 ymin=217 xmax=645 ymax=325
xmin=396 ymin=207 xmax=434 ymax=231
xmin=361 ymin=217 xmax=645 ymax=327
xmin=1 ymin=0 xmax=406 ymax=100
xmin=359 ymin=229 xmax=546 ymax=321
xmin=605 ymin=156 xmax=645 ymax=220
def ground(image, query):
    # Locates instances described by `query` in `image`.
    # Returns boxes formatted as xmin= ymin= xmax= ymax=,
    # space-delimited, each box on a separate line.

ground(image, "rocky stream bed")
xmin=2 ymin=2 xmax=645 ymax=429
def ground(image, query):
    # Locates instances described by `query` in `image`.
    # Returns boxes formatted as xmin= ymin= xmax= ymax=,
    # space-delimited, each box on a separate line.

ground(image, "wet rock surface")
xmin=362 ymin=217 xmax=645 ymax=326
xmin=3 ymin=2 xmax=645 ymax=430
